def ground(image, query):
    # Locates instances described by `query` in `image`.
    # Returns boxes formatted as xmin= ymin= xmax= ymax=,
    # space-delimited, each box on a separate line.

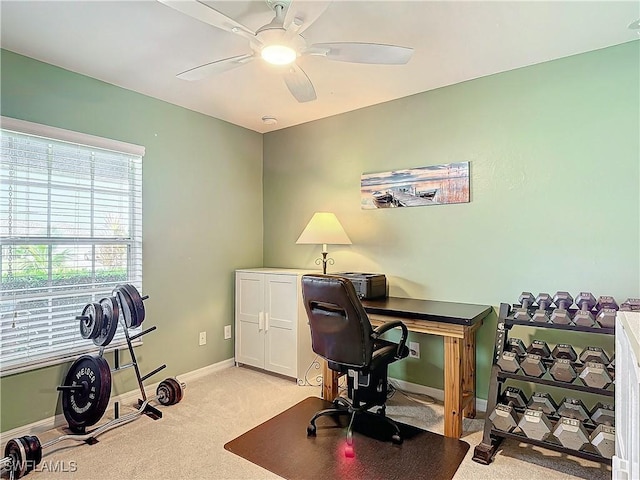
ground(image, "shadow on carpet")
xmin=224 ymin=396 xmax=469 ymax=480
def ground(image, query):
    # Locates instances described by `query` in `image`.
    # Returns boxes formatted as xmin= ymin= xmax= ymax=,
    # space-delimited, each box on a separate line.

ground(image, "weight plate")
xmin=99 ymin=296 xmax=120 ymax=336
xmin=61 ymin=355 xmax=112 ymax=432
xmin=156 ymin=378 xmax=183 ymax=406
xmin=79 ymin=302 xmax=103 ymax=340
xmin=122 ymin=284 xmax=145 ymax=327
xmin=113 ymin=285 xmax=137 ymax=329
xmin=156 ymin=381 xmax=173 ymax=406
xmin=5 ymin=437 xmax=27 ymax=479
xmin=165 ymin=377 xmax=183 ymax=404
xmin=23 ymin=436 xmax=42 ymax=472
xmin=93 ymin=298 xmax=119 ymax=347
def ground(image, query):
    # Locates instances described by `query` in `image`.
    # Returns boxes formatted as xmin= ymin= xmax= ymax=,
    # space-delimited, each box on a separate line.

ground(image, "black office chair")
xmin=301 ymin=274 xmax=409 ymax=456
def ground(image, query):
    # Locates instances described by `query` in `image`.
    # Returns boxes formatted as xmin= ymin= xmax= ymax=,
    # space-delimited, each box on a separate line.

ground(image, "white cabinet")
xmin=614 ymin=311 xmax=640 ymax=480
xmin=235 ymin=268 xmax=316 ymax=383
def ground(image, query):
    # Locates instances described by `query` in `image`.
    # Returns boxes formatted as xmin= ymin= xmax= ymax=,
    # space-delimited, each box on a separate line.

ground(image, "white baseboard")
xmin=389 ymin=377 xmax=487 ymax=413
xmin=176 ymin=357 xmax=234 ymax=384
xmin=0 ymin=358 xmax=235 ymax=443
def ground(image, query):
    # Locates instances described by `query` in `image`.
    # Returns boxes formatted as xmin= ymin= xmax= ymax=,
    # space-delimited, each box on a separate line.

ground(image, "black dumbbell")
xmin=527 ymin=392 xmax=558 ymax=416
xmin=595 ymin=296 xmax=618 ymax=328
xmin=591 ymin=424 xmax=615 ymax=459
xmin=551 ymin=344 xmax=578 ymax=361
xmin=620 ymin=298 xmax=640 ymax=311
xmin=578 ymin=347 xmax=614 ymax=388
xmin=550 ymin=291 xmax=574 ymax=324
xmin=549 ymin=344 xmax=578 ymax=383
xmin=550 ymin=359 xmax=577 ymax=383
xmin=579 ymin=346 xmax=610 ymax=365
xmin=521 ymin=340 xmax=551 ymax=377
xmin=489 ymin=387 xmax=528 ymax=432
xmin=496 ymin=338 xmax=527 ymax=373
xmin=507 ymin=337 xmax=527 ymax=356
xmin=579 ymin=361 xmax=613 ymax=389
xmin=589 ymin=402 xmax=615 ymax=459
xmin=574 ymin=292 xmax=597 ymax=327
xmin=514 ymin=292 xmax=535 ymax=321
xmin=519 ymin=408 xmax=554 ymax=441
xmin=590 ymin=402 xmax=615 ymax=426
xmin=520 ymin=392 xmax=558 ymax=441
xmin=553 ymin=416 xmax=590 ymax=451
xmin=557 ymin=397 xmax=590 ymax=422
xmin=553 ymin=397 xmax=591 ymax=451
xmin=532 ymin=293 xmax=552 ymax=323
xmin=527 ymin=339 xmax=551 ymax=357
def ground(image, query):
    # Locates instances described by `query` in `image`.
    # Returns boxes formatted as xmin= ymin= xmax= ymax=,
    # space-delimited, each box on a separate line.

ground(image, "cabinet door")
xmin=235 ymin=272 xmax=265 ymax=368
xmin=264 ymin=274 xmax=297 ymax=377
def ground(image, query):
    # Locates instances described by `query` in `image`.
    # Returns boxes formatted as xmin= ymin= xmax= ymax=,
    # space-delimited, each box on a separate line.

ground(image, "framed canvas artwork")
xmin=361 ymin=162 xmax=470 ymax=209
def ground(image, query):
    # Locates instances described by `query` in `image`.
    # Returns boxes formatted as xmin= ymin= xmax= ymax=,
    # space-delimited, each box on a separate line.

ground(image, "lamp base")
xmin=315 ymin=252 xmax=334 ymax=274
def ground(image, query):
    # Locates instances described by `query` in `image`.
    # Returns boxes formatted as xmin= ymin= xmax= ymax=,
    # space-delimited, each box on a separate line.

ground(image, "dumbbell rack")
xmin=472 ymin=302 xmax=614 ymax=465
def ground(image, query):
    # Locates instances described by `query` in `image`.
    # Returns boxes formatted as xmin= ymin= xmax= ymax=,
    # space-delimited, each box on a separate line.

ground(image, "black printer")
xmin=336 ymin=272 xmax=387 ymax=300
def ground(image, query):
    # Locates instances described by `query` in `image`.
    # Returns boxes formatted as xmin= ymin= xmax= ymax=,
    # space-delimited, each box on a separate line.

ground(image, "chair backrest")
xmin=301 ymin=274 xmax=374 ymax=368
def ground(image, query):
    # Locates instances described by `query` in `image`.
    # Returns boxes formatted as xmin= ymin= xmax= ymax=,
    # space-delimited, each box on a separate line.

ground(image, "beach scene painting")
xmin=361 ymin=162 xmax=470 ymax=209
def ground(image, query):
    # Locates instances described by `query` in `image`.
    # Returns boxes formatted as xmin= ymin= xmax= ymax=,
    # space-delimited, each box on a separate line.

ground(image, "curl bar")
xmin=1 ymin=378 xmax=185 ymax=479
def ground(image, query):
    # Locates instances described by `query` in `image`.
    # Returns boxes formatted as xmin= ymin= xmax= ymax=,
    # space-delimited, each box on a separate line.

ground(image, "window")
xmin=0 ymin=117 xmax=144 ymax=375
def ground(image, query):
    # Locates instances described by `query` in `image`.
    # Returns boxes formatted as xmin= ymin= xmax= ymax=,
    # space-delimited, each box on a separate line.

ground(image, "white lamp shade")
xmin=296 ymin=212 xmax=352 ymax=246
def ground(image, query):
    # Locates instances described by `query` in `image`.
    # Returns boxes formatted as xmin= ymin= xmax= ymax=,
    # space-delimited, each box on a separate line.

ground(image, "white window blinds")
xmin=0 ymin=117 xmax=144 ymax=376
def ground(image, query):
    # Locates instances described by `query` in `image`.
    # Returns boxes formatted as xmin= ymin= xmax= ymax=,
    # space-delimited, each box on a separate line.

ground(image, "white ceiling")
xmin=1 ymin=1 xmax=638 ymax=133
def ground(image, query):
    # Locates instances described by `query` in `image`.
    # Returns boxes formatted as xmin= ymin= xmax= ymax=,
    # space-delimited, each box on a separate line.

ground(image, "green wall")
xmin=262 ymin=42 xmax=640 ymax=399
xmin=0 ymin=50 xmax=264 ymax=432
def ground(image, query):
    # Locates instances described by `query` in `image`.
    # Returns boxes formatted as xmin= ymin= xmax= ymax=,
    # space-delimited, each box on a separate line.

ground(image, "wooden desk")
xmin=321 ymin=296 xmax=492 ymax=439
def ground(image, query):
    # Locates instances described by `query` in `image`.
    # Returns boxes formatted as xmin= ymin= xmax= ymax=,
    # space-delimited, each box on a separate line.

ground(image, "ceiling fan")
xmin=158 ymin=0 xmax=414 ymax=103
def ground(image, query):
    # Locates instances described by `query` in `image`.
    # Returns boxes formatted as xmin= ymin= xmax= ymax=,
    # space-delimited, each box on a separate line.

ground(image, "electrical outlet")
xmin=224 ymin=325 xmax=232 ymax=340
xmin=199 ymin=331 xmax=206 ymax=346
xmin=409 ymin=341 xmax=420 ymax=359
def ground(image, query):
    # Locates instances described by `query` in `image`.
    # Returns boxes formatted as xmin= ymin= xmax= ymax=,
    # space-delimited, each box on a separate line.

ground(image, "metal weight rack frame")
xmin=2 ymin=285 xmax=186 ymax=480
xmin=472 ymin=302 xmax=615 ymax=465
xmin=110 ymin=323 xmax=166 ymax=421
xmin=60 ymin=285 xmax=167 ymax=433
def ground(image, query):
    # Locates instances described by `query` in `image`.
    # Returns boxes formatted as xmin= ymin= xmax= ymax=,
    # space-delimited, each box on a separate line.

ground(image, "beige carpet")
xmin=10 ymin=366 xmax=611 ymax=479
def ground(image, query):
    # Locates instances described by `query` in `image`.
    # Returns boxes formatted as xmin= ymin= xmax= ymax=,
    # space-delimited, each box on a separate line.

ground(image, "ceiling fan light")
xmin=261 ymin=44 xmax=296 ymax=65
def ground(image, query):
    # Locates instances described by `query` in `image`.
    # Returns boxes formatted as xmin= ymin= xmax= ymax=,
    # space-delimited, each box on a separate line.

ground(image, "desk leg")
xmin=463 ymin=329 xmax=477 ymax=419
xmin=444 ymin=336 xmax=464 ymax=438
xmin=321 ymin=360 xmax=339 ymax=401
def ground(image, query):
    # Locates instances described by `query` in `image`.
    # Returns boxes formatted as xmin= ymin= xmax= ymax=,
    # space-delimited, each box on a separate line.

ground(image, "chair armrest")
xmin=372 ymin=320 xmax=408 ymax=359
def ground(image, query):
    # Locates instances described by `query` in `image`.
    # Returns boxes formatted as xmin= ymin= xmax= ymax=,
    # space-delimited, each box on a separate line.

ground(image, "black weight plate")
xmin=61 ymin=355 xmax=111 ymax=432
xmin=156 ymin=381 xmax=173 ymax=406
xmin=165 ymin=378 xmax=183 ymax=404
xmin=5 ymin=437 xmax=27 ymax=479
xmin=122 ymin=284 xmax=145 ymax=327
xmin=23 ymin=436 xmax=42 ymax=472
xmin=113 ymin=285 xmax=136 ymax=328
xmin=79 ymin=302 xmax=103 ymax=340
xmin=93 ymin=298 xmax=119 ymax=347
xmin=99 ymin=296 xmax=120 ymax=336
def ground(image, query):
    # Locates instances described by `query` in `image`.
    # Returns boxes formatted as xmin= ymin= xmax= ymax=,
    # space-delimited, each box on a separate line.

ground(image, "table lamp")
xmin=296 ymin=212 xmax=352 ymax=274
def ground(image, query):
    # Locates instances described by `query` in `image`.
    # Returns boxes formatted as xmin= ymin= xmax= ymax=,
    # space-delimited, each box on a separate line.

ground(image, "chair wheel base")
xmin=307 ymin=424 xmax=316 ymax=436
xmin=391 ymin=433 xmax=403 ymax=445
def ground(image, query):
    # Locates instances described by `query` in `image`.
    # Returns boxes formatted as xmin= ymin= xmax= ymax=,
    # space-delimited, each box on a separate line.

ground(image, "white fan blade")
xmin=177 ymin=54 xmax=254 ymax=81
xmin=283 ymin=0 xmax=331 ymax=34
xmin=283 ymin=64 xmax=317 ymax=103
xmin=158 ymin=0 xmax=256 ymax=41
xmin=308 ymin=42 xmax=413 ymax=65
